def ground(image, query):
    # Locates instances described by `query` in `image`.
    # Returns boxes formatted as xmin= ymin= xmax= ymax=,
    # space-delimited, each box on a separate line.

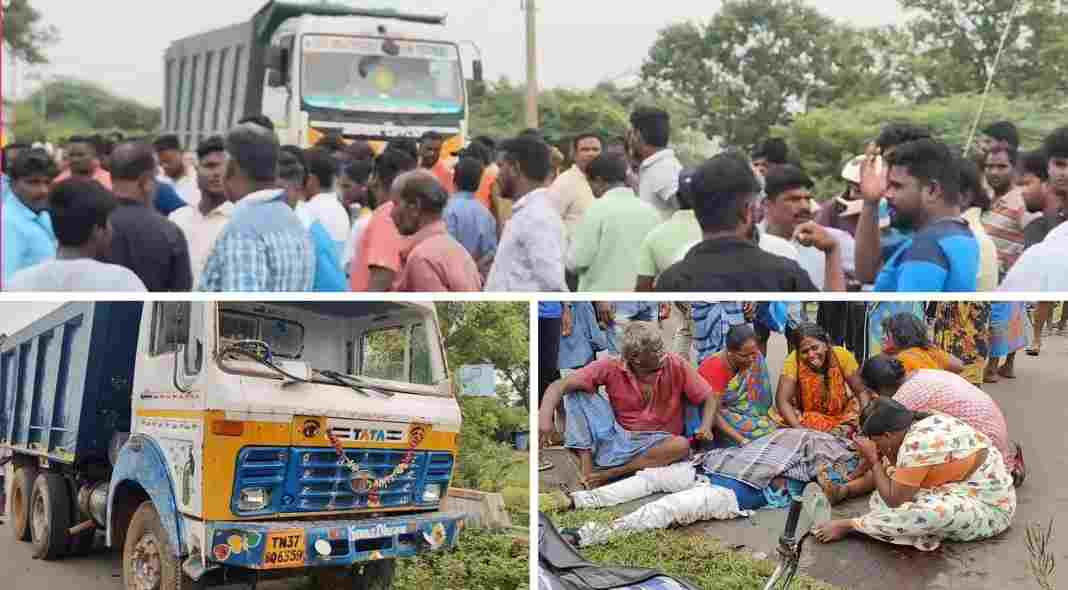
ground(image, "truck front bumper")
xmin=204 ymin=510 xmax=465 ymax=571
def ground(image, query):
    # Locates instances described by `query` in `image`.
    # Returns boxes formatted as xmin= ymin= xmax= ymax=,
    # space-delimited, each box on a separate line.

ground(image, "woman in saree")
xmin=882 ymin=313 xmax=965 ymax=376
xmin=859 ymin=355 xmax=1024 ymax=487
xmin=697 ymin=324 xmax=778 ymax=446
xmin=930 ymin=302 xmax=991 ymax=386
xmin=774 ymin=323 xmax=872 ymax=439
xmin=814 ymin=398 xmax=1016 ymax=551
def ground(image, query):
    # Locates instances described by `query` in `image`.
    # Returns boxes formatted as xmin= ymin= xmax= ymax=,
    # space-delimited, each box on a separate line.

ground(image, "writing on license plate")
xmin=262 ymin=530 xmax=306 ymax=569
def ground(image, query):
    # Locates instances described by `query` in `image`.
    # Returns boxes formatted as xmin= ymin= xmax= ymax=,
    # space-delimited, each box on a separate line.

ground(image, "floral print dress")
xmin=853 ymin=415 xmax=1016 ymax=551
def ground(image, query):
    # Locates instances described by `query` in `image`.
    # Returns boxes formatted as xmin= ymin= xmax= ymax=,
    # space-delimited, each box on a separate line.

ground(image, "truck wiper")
xmin=317 ymin=370 xmax=394 ymax=398
xmin=220 ymin=341 xmax=312 ymax=386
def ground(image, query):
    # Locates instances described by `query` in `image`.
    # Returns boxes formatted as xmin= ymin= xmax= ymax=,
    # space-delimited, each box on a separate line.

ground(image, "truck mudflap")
xmin=204 ymin=510 xmax=466 ymax=571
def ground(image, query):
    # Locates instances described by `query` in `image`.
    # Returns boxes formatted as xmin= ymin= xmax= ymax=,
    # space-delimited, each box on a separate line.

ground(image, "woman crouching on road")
xmin=813 ymin=398 xmax=1016 ymax=551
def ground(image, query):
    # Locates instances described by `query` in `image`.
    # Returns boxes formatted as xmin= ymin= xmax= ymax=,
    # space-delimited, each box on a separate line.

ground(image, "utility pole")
xmin=524 ymin=0 xmax=539 ymax=129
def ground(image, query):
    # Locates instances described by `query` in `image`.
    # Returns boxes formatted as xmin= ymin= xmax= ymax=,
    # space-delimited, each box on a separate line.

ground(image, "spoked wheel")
xmin=122 ymin=501 xmax=204 ymax=590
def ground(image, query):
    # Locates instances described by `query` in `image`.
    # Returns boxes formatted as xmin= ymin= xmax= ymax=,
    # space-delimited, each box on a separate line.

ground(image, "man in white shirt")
xmin=1001 ymin=219 xmax=1068 ymax=291
xmin=168 ymin=136 xmax=234 ymax=289
xmin=758 ymin=165 xmax=851 ymax=291
xmin=7 ymin=178 xmax=146 ymax=291
xmin=154 ymin=134 xmax=201 ymax=207
xmin=486 ymin=136 xmax=568 ymax=292
xmin=298 ymin=147 xmax=352 ymax=262
xmin=628 ymin=107 xmax=682 ymax=221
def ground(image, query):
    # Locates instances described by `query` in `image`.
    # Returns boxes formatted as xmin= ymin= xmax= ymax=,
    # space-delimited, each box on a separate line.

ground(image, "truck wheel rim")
xmin=31 ymin=494 xmax=48 ymax=542
xmin=132 ymin=533 xmax=163 ymax=590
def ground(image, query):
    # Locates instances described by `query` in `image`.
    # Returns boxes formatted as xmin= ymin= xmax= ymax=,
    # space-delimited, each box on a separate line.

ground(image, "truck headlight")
xmin=422 ymin=484 xmax=443 ymax=504
xmin=239 ymin=488 xmax=270 ymax=511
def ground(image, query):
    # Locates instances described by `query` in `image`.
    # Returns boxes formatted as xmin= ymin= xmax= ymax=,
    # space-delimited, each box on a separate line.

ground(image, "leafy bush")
xmin=394 ymin=528 xmax=529 ymax=590
xmin=454 ymin=397 xmax=527 ymax=493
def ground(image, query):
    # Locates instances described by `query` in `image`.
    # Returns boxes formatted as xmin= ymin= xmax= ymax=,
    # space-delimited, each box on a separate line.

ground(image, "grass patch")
xmin=548 ymin=509 xmax=839 ymax=590
xmin=394 ymin=528 xmax=529 ymax=590
xmin=503 ymin=450 xmax=531 ymax=526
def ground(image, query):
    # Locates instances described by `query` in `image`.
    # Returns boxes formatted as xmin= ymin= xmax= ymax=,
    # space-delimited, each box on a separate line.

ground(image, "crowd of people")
xmin=537 ymin=301 xmax=1037 ymax=552
xmin=4 ymin=107 xmax=1065 ymax=292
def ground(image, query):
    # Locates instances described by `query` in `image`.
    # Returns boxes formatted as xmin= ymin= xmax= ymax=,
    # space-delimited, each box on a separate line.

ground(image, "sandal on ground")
xmin=540 ymin=489 xmax=574 ymax=512
xmin=1026 ymin=348 xmax=1041 ymax=357
xmin=1012 ymin=442 xmax=1027 ymax=488
xmin=539 ymin=460 xmax=555 ymax=472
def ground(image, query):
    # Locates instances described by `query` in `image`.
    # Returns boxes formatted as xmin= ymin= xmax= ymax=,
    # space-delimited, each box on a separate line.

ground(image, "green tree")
xmin=13 ymin=78 xmax=162 ymax=142
xmin=436 ymin=302 xmax=530 ymax=407
xmin=2 ymin=0 xmax=59 ymax=64
xmin=896 ymin=0 xmax=1068 ymax=99
xmin=778 ymin=92 xmax=1068 ymax=195
xmin=641 ymin=0 xmax=892 ymax=149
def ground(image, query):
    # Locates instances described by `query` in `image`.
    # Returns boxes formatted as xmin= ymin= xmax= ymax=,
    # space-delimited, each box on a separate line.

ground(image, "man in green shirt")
xmin=566 ymin=153 xmax=662 ymax=292
xmin=635 ymin=169 xmax=702 ymax=291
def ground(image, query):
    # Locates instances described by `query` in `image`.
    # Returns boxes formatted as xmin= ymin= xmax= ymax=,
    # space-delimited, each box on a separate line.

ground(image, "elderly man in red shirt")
xmin=539 ymin=321 xmax=718 ymax=489
xmin=391 ymin=170 xmax=483 ymax=292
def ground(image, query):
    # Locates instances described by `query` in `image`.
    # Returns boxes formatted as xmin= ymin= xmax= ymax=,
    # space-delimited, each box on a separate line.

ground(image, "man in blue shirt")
xmin=444 ymin=156 xmax=498 ymax=275
xmin=874 ymin=138 xmax=979 ymax=292
xmin=3 ymin=148 xmax=58 ymax=283
xmin=199 ymin=124 xmax=314 ymax=292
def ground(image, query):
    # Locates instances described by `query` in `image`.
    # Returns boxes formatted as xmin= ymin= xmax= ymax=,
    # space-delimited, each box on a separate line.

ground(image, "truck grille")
xmin=232 ymin=447 xmax=454 ymax=516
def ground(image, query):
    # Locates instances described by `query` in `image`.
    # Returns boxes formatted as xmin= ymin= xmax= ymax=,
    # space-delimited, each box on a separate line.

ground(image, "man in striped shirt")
xmin=982 ymin=146 xmax=1040 ymax=278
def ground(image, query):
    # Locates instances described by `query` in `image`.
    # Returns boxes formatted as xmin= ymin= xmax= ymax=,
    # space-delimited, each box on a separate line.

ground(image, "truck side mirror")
xmin=267 ymin=69 xmax=286 ymax=88
xmin=265 ymin=46 xmax=289 ymax=86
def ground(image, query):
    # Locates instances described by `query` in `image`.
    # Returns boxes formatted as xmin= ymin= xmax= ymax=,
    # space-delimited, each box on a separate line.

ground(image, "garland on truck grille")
xmin=325 ymin=424 xmax=430 ymax=504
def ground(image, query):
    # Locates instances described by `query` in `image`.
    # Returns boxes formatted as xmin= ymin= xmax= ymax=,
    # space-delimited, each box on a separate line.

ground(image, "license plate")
xmin=262 ymin=530 xmax=306 ymax=569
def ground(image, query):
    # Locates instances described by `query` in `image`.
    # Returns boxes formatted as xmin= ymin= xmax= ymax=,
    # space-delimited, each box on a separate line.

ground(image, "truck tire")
xmin=68 ymin=528 xmax=98 ymax=557
xmin=353 ymin=559 xmax=396 ymax=590
xmin=30 ymin=473 xmax=72 ymax=560
xmin=10 ymin=466 xmax=37 ymax=542
xmin=122 ymin=501 xmax=203 ymax=590
xmin=310 ymin=560 xmax=395 ymax=590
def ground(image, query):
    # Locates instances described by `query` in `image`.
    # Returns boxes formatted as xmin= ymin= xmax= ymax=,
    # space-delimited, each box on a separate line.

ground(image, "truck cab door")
xmin=176 ymin=303 xmax=206 ymax=392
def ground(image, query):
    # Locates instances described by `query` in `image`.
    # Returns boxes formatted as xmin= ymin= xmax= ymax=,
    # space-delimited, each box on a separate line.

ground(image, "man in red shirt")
xmin=391 ymin=171 xmax=482 ymax=292
xmin=539 ymin=322 xmax=718 ymax=488
xmin=349 ymin=148 xmax=418 ymax=292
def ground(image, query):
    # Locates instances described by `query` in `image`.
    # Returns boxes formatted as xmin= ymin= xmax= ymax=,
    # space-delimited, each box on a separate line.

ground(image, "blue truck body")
xmin=1 ymin=302 xmax=142 ymax=466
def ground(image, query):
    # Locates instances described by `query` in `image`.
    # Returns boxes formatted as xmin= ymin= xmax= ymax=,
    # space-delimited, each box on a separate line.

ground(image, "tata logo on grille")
xmin=327 ymin=419 xmax=408 ymax=443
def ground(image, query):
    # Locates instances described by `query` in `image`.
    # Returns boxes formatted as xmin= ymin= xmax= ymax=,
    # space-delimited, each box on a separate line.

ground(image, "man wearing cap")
xmin=817 ymin=155 xmax=866 ymax=236
xmin=635 ymin=168 xmax=704 ymax=291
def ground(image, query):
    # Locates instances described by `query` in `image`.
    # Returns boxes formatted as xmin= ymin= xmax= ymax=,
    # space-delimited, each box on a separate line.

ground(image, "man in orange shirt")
xmin=349 ymin=148 xmax=418 ymax=292
xmin=419 ymin=131 xmax=455 ymax=193
xmin=53 ymin=136 xmax=112 ymax=189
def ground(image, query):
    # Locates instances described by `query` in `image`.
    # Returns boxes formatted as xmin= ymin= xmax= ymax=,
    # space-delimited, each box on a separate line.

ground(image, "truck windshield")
xmin=301 ymin=35 xmax=463 ymax=116
xmin=217 ymin=302 xmax=442 ymax=389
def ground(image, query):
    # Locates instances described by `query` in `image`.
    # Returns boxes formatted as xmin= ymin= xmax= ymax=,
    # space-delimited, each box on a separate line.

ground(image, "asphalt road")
xmin=540 ymin=314 xmax=1068 ymax=590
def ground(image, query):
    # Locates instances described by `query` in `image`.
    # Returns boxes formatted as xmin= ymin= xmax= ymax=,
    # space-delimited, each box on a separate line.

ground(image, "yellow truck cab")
xmin=1 ymin=301 xmax=463 ymax=589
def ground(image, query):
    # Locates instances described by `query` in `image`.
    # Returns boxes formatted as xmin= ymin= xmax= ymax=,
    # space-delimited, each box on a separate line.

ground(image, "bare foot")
xmin=813 ymin=519 xmax=854 ymax=543
xmin=998 ymin=365 xmax=1016 ymax=379
xmin=984 ymin=373 xmax=1000 ymax=384
xmin=817 ymin=468 xmax=848 ymax=506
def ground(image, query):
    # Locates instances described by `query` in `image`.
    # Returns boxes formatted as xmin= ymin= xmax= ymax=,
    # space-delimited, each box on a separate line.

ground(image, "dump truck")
xmin=1 ymin=301 xmax=463 ymax=589
xmin=162 ymin=0 xmax=483 ymax=157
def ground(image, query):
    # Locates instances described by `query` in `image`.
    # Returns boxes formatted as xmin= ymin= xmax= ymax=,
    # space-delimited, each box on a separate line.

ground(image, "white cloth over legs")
xmin=572 ymin=462 xmax=699 ymax=510
xmin=576 ymin=481 xmax=748 ymax=547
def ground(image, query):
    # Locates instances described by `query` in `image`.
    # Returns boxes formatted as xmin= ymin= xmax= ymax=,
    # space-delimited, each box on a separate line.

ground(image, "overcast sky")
xmin=0 ymin=302 xmax=64 ymax=337
xmin=4 ymin=1 xmax=906 ymax=107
